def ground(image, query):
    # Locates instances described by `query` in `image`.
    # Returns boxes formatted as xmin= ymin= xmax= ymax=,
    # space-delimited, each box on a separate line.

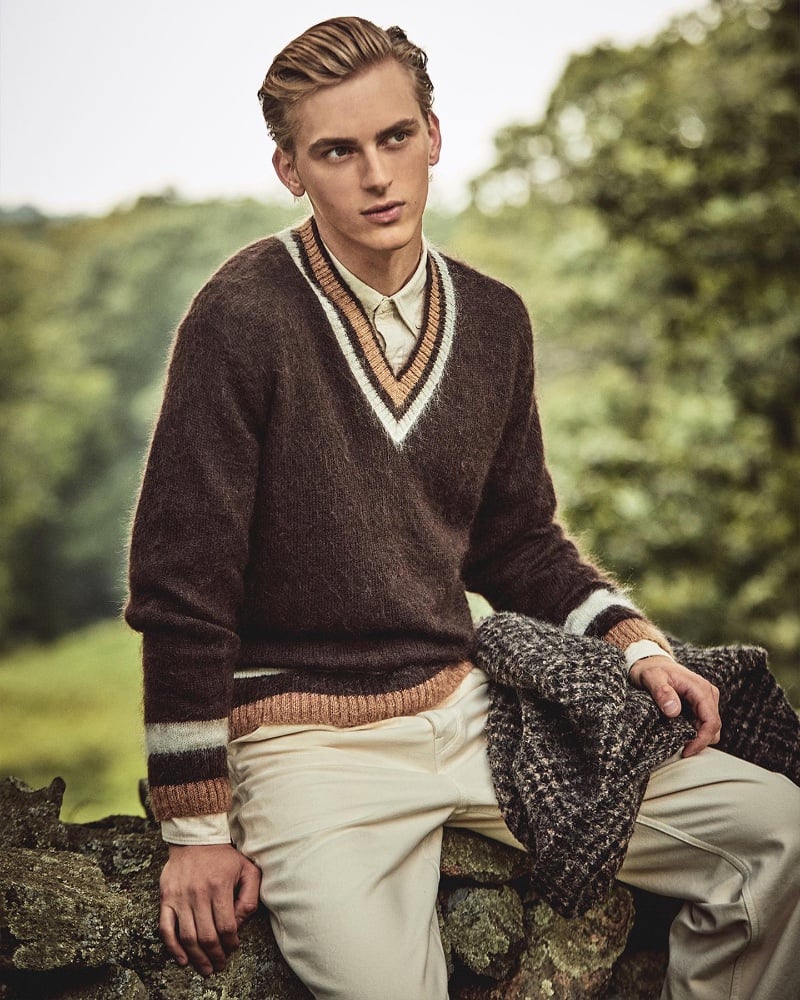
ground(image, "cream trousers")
xmin=228 ymin=667 xmax=800 ymax=1000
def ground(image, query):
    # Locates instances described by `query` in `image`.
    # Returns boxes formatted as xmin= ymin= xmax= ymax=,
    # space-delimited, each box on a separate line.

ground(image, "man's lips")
xmin=362 ymin=201 xmax=404 ymax=223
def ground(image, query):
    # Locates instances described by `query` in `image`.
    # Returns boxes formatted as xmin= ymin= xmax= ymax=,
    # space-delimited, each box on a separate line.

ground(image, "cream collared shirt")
xmin=326 ymin=242 xmax=428 ymax=375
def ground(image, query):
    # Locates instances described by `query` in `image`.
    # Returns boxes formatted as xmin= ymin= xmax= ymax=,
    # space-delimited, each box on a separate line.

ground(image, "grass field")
xmin=1 ymin=618 xmax=796 ymax=825
xmin=0 ymin=619 xmax=146 ymax=823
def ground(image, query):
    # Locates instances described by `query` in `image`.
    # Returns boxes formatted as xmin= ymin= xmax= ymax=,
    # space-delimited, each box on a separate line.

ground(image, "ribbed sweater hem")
xmin=229 ymin=659 xmax=473 ymax=737
xmin=148 ymin=660 xmax=473 ymax=820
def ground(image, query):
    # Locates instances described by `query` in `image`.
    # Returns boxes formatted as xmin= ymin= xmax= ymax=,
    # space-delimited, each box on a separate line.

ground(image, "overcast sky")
xmin=0 ymin=0 xmax=703 ymax=215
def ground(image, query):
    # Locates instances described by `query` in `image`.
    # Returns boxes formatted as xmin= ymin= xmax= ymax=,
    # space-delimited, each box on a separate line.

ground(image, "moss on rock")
xmin=0 ymin=849 xmax=132 ymax=971
xmin=0 ymin=777 xmax=667 ymax=999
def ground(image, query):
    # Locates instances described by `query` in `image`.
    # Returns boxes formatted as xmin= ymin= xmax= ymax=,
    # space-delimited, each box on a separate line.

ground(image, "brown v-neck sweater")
xmin=125 ymin=218 xmax=668 ymax=821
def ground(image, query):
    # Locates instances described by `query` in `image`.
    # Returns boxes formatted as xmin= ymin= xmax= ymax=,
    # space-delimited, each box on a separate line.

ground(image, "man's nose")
xmin=361 ymin=149 xmax=390 ymax=191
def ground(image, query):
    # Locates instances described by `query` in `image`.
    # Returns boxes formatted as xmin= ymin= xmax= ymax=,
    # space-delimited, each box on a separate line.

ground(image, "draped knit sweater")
xmin=125 ymin=218 xmax=670 ymax=822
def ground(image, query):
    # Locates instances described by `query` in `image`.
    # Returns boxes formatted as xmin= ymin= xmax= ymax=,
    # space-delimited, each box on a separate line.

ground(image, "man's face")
xmin=273 ymin=58 xmax=441 ymax=287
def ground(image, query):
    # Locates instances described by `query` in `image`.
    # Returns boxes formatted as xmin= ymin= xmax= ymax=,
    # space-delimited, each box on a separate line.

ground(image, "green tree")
xmin=0 ymin=196 xmax=302 ymax=642
xmin=0 ymin=191 xmax=458 ymax=646
xmin=455 ymin=0 xmax=799 ymax=688
xmin=0 ymin=226 xmax=112 ymax=639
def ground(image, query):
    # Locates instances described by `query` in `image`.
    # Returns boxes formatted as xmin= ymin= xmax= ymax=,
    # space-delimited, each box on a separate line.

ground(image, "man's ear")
xmin=272 ymin=147 xmax=305 ymax=197
xmin=427 ymin=112 xmax=442 ymax=168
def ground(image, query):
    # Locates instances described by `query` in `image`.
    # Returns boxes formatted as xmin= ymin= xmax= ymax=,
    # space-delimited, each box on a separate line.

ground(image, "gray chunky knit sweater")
xmin=476 ymin=612 xmax=800 ymax=917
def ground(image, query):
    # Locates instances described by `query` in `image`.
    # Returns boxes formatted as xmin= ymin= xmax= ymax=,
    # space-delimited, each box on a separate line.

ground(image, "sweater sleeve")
xmin=462 ymin=297 xmax=671 ymax=652
xmin=125 ymin=280 xmax=268 ymax=821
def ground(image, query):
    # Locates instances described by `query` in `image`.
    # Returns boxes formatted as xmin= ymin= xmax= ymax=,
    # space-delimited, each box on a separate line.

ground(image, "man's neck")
xmin=314 ymin=223 xmax=423 ymax=297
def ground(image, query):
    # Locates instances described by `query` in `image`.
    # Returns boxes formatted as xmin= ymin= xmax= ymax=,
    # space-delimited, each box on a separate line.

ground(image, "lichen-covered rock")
xmin=0 ymin=778 xmax=68 ymax=851
xmin=605 ymin=950 xmax=668 ymax=999
xmin=440 ymin=885 xmax=525 ymax=980
xmin=66 ymin=816 xmax=164 ymax=881
xmin=0 ymin=849 xmax=132 ymax=971
xmin=498 ymin=884 xmax=635 ymax=999
xmin=440 ymin=827 xmax=530 ymax=884
xmin=0 ymin=777 xmax=666 ymax=999
xmin=135 ymin=912 xmax=312 ymax=1000
xmin=59 ymin=814 xmax=167 ymax=974
xmin=0 ymin=965 xmax=147 ymax=1000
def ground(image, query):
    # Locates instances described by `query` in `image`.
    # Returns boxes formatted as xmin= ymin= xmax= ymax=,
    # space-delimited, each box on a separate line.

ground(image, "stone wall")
xmin=0 ymin=777 xmax=673 ymax=999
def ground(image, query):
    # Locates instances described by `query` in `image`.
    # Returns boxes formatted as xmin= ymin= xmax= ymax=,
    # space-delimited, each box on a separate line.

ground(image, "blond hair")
xmin=257 ymin=17 xmax=434 ymax=152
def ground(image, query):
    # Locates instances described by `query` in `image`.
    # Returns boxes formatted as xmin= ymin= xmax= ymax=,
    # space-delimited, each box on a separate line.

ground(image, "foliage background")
xmin=1 ymin=0 xmax=797 ymax=821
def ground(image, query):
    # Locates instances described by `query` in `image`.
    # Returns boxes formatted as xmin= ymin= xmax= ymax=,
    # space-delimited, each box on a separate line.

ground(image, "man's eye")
xmin=325 ymin=146 xmax=351 ymax=160
xmin=388 ymin=131 xmax=408 ymax=145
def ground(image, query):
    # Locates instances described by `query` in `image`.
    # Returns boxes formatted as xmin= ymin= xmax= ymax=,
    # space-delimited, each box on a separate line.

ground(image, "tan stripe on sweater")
xmin=297 ymin=219 xmax=443 ymax=410
xmin=229 ymin=660 xmax=473 ymax=738
xmin=149 ymin=777 xmax=232 ymax=822
xmin=604 ymin=618 xmax=673 ymax=656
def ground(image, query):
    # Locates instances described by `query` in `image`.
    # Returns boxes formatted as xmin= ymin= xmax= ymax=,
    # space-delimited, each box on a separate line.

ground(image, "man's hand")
xmin=159 ymin=843 xmax=262 ymax=977
xmin=628 ymin=654 xmax=721 ymax=757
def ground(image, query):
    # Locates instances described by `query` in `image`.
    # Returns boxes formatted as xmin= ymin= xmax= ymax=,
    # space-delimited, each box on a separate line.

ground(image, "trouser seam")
xmin=633 ymin=814 xmax=759 ymax=948
xmin=432 ymin=714 xmax=464 ymax=766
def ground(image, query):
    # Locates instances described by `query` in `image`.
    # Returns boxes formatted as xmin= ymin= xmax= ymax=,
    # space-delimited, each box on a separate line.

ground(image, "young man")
xmin=125 ymin=17 xmax=800 ymax=1000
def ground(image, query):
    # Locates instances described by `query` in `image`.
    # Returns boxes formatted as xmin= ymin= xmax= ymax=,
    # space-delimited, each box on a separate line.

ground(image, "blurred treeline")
xmin=1 ymin=0 xmax=797 ymax=695
xmin=1 ymin=196 xmax=302 ymax=642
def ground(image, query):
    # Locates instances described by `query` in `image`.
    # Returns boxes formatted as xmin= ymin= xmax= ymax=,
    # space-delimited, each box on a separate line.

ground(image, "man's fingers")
xmin=159 ymin=887 xmax=228 ymax=976
xmin=683 ymin=719 xmax=722 ymax=756
xmin=636 ymin=663 xmax=683 ymax=716
xmin=193 ymin=907 xmax=231 ymax=973
xmin=210 ymin=894 xmax=241 ymax=955
xmin=667 ymin=674 xmax=721 ymax=755
xmin=160 ymin=903 xmax=216 ymax=977
xmin=159 ymin=904 xmax=189 ymax=967
xmin=681 ymin=680 xmax=722 ymax=755
xmin=633 ymin=656 xmax=723 ymax=756
xmin=649 ymin=678 xmax=682 ymax=717
xmin=683 ymin=715 xmax=720 ymax=755
xmin=234 ymin=858 xmax=262 ymax=926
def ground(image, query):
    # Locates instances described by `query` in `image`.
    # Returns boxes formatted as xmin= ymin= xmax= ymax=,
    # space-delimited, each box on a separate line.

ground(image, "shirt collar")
xmin=323 ymin=238 xmax=429 ymax=333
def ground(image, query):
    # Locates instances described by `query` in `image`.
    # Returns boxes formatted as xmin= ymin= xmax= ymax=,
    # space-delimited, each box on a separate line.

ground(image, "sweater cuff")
xmin=161 ymin=812 xmax=232 ymax=846
xmin=602 ymin=617 xmax=674 ymax=657
xmin=149 ymin=776 xmax=233 ymax=822
xmin=145 ymin=719 xmax=232 ymax=821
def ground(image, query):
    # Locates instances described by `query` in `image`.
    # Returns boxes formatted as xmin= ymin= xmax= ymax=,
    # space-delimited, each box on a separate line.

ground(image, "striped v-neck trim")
xmin=278 ymin=218 xmax=456 ymax=446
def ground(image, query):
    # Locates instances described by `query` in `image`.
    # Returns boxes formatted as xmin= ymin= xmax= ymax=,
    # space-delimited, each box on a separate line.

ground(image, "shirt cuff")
xmin=161 ymin=812 xmax=232 ymax=846
xmin=624 ymin=639 xmax=675 ymax=674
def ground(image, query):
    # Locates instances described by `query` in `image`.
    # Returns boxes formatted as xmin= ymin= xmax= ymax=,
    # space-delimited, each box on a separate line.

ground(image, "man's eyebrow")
xmin=308 ymin=134 xmax=357 ymax=156
xmin=375 ymin=118 xmax=420 ymax=143
xmin=307 ymin=118 xmax=420 ymax=156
